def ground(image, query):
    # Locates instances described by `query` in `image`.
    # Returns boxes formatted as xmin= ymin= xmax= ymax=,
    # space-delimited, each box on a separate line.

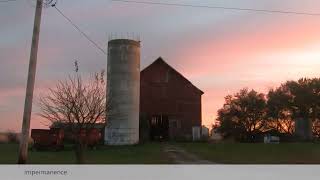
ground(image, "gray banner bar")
xmin=0 ymin=165 xmax=319 ymax=180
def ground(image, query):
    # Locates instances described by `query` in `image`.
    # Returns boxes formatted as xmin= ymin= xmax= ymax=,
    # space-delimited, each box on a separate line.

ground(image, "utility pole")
xmin=18 ymin=0 xmax=43 ymax=164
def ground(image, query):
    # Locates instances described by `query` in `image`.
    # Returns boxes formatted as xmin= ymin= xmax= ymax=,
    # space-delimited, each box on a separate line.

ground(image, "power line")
xmin=111 ymin=0 xmax=320 ymax=16
xmin=53 ymin=5 xmax=107 ymax=55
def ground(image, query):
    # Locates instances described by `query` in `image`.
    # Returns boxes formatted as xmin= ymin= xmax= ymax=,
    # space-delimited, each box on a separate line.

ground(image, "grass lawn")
xmin=0 ymin=143 xmax=171 ymax=164
xmin=2 ymin=142 xmax=320 ymax=164
xmin=176 ymin=142 xmax=320 ymax=164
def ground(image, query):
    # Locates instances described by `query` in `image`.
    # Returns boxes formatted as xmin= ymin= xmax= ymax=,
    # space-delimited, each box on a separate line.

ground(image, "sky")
xmin=1 ymin=0 xmax=320 ymax=132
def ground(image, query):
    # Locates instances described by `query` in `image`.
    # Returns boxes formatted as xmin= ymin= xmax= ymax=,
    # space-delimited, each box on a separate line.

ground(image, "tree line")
xmin=215 ymin=78 xmax=320 ymax=142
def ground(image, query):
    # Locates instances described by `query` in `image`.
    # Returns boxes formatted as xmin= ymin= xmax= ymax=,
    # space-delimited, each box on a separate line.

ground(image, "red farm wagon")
xmin=31 ymin=128 xmax=64 ymax=151
xmin=76 ymin=128 xmax=102 ymax=149
xmin=31 ymin=127 xmax=102 ymax=151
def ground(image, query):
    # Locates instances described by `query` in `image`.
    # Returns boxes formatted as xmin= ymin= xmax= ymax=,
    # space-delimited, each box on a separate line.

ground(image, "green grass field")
xmin=176 ymin=142 xmax=320 ymax=164
xmin=0 ymin=143 xmax=171 ymax=164
xmin=1 ymin=142 xmax=320 ymax=164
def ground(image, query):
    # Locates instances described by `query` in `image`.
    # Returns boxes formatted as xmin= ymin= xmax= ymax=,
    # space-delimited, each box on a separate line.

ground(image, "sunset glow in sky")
xmin=1 ymin=0 xmax=320 ymax=132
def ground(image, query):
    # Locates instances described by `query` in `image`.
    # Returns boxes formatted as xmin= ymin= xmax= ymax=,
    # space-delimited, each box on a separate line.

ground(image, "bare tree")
xmin=38 ymin=70 xmax=107 ymax=163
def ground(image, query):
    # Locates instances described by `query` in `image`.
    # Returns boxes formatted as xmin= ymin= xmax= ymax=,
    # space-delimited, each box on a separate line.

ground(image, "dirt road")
xmin=162 ymin=144 xmax=213 ymax=164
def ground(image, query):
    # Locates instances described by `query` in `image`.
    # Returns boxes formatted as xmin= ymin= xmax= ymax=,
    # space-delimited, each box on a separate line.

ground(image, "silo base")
xmin=104 ymin=127 xmax=139 ymax=145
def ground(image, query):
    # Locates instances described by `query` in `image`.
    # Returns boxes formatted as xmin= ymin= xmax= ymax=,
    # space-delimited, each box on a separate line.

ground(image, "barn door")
xmin=150 ymin=115 xmax=169 ymax=141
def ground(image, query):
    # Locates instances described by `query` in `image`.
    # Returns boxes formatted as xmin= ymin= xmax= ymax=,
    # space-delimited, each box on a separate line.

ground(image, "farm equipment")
xmin=31 ymin=128 xmax=64 ymax=151
xmin=31 ymin=127 xmax=102 ymax=151
xmin=77 ymin=128 xmax=102 ymax=149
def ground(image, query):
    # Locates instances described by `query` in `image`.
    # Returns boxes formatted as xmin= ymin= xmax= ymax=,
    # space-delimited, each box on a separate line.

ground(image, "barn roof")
xmin=141 ymin=57 xmax=204 ymax=95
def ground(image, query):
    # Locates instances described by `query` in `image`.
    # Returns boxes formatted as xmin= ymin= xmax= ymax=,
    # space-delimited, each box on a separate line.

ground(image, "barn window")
xmin=170 ymin=119 xmax=181 ymax=129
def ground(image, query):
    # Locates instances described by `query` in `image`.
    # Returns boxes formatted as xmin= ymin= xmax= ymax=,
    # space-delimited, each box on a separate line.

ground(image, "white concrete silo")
xmin=105 ymin=39 xmax=140 ymax=145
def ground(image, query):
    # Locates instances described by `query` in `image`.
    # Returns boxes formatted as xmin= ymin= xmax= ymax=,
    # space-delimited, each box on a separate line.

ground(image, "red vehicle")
xmin=31 ymin=128 xmax=64 ymax=151
xmin=31 ymin=128 xmax=101 ymax=151
xmin=77 ymin=128 xmax=102 ymax=149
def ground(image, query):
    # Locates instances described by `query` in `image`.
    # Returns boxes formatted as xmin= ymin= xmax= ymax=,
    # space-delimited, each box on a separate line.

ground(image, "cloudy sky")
xmin=1 ymin=0 xmax=320 ymax=132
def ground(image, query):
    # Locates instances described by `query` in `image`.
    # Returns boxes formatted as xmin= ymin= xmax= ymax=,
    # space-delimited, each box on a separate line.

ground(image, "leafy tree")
xmin=216 ymin=89 xmax=267 ymax=142
xmin=266 ymin=88 xmax=294 ymax=134
xmin=266 ymin=78 xmax=320 ymax=140
xmin=313 ymin=119 xmax=320 ymax=139
xmin=308 ymin=78 xmax=320 ymax=139
xmin=216 ymin=78 xmax=320 ymax=142
xmin=279 ymin=78 xmax=320 ymax=140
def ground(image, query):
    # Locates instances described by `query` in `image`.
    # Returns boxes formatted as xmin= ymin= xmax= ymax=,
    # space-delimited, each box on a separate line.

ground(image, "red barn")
xmin=140 ymin=57 xmax=204 ymax=141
